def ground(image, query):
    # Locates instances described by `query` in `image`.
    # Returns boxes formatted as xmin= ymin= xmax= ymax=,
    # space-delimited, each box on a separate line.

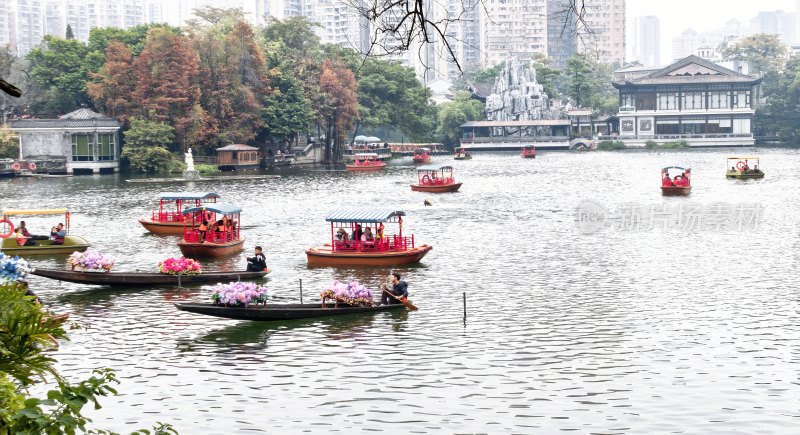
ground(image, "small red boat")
xmin=410 ymin=164 xmax=462 ymax=193
xmin=412 ymin=147 xmax=431 ymax=163
xmin=139 ymin=192 xmax=219 ymax=235
xmin=178 ymin=203 xmax=244 ymax=257
xmin=661 ymin=166 xmax=691 ymax=196
xmin=306 ymin=210 xmax=432 ymax=267
xmin=521 ymin=145 xmax=536 ymax=158
xmin=346 ymin=153 xmax=385 ymax=172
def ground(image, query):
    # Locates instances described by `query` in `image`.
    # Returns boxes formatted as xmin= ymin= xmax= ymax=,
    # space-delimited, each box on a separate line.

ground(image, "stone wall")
xmin=20 ymin=131 xmax=69 ymax=159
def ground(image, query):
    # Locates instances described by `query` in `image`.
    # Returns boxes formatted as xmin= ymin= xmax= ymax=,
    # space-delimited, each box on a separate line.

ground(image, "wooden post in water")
xmin=177 ymin=274 xmax=181 ymax=288
xmin=300 ymin=279 xmax=303 ymax=304
xmin=463 ymin=292 xmax=466 ymax=322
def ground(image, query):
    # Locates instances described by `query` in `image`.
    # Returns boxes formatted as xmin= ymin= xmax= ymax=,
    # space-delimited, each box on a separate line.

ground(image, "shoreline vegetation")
xmin=596 ymin=140 xmax=689 ymax=151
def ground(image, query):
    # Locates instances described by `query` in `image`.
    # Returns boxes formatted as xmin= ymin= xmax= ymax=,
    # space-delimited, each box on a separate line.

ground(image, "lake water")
xmin=3 ymin=148 xmax=800 ymax=433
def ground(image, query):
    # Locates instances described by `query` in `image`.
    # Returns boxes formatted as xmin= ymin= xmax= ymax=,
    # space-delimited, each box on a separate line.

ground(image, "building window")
xmin=657 ymin=92 xmax=679 ymax=110
xmin=680 ymin=117 xmax=705 ymax=134
xmin=732 ymin=91 xmax=750 ymax=109
xmin=708 ymin=91 xmax=730 ymax=109
xmin=707 ymin=117 xmax=733 ymax=134
xmin=733 ymin=118 xmax=751 ymax=134
xmin=636 ymin=93 xmax=656 ymax=110
xmin=98 ymin=133 xmax=115 ymax=161
xmin=682 ymin=92 xmax=705 ymax=110
xmin=71 ymin=134 xmax=94 ymax=161
xmin=655 ymin=117 xmax=680 ymax=135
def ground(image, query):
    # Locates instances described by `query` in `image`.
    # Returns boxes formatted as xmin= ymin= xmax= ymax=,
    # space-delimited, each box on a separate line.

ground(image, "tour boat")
xmin=177 ymin=203 xmax=244 ymax=258
xmin=32 ymin=268 xmax=269 ymax=286
xmin=453 ymin=147 xmax=472 ymax=160
xmin=412 ymin=147 xmax=431 ymax=163
xmin=306 ymin=210 xmax=432 ymax=266
xmin=521 ymin=145 xmax=536 ymax=158
xmin=0 ymin=208 xmax=90 ymax=255
xmin=411 ymin=164 xmax=462 ymax=193
xmin=726 ymin=156 xmax=764 ymax=179
xmin=174 ymin=301 xmax=405 ymax=321
xmin=345 ymin=153 xmax=385 ymax=172
xmin=661 ymin=166 xmax=692 ymax=196
xmin=138 ymin=192 xmax=220 ymax=235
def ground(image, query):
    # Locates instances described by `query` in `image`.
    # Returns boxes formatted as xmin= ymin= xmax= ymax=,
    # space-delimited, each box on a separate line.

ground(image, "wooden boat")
xmin=177 ymin=203 xmax=244 ymax=257
xmin=31 ymin=268 xmax=269 ymax=286
xmin=0 ymin=208 xmax=90 ymax=255
xmin=306 ymin=210 xmax=432 ymax=267
xmin=410 ymin=164 xmax=462 ymax=193
xmin=521 ymin=145 xmax=536 ymax=158
xmin=345 ymin=153 xmax=385 ymax=172
xmin=174 ymin=302 xmax=405 ymax=321
xmin=726 ymin=156 xmax=764 ymax=179
xmin=453 ymin=147 xmax=472 ymax=160
xmin=139 ymin=192 xmax=220 ymax=235
xmin=661 ymin=166 xmax=692 ymax=196
xmin=412 ymin=147 xmax=431 ymax=163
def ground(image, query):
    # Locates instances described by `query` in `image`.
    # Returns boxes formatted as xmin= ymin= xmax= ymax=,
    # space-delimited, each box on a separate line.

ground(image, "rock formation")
xmin=485 ymin=59 xmax=549 ymax=121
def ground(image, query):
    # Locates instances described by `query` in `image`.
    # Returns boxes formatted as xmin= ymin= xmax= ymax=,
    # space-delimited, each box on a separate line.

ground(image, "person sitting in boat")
xmin=50 ymin=223 xmax=66 ymax=245
xmin=376 ymin=223 xmax=384 ymax=242
xmin=18 ymin=221 xmax=43 ymax=243
xmin=380 ymin=272 xmax=409 ymax=305
xmin=14 ymin=227 xmax=34 ymax=246
xmin=198 ymin=220 xmax=209 ymax=243
xmin=352 ymin=224 xmax=363 ymax=242
xmin=246 ymin=246 xmax=268 ymax=272
xmin=361 ymin=227 xmax=375 ymax=247
xmin=662 ymin=175 xmax=673 ymax=187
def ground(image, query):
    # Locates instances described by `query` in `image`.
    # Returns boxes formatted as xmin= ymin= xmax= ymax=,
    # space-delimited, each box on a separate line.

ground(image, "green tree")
xmin=0 ymin=126 xmax=19 ymax=158
xmin=436 ymin=91 xmax=483 ymax=147
xmin=563 ymin=53 xmax=617 ymax=114
xmin=65 ymin=24 xmax=74 ymax=40
xmin=87 ymin=24 xmax=182 ymax=57
xmin=260 ymin=62 xmax=315 ymax=141
xmin=26 ymin=36 xmax=101 ymax=114
xmin=722 ymin=33 xmax=787 ymax=74
xmin=124 ymin=117 xmax=175 ymax=148
xmin=756 ymin=56 xmax=800 ymax=142
xmin=122 ymin=146 xmax=175 ymax=173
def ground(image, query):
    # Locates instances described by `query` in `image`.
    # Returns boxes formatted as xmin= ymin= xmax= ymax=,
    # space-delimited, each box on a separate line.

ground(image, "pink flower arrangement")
xmin=211 ymin=281 xmax=269 ymax=307
xmin=67 ymin=249 xmax=115 ymax=272
xmin=158 ymin=257 xmax=202 ymax=275
xmin=320 ymin=280 xmax=374 ymax=307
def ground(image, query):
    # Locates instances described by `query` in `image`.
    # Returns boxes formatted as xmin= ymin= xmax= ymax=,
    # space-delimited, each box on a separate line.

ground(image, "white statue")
xmin=184 ymin=147 xmax=195 ymax=172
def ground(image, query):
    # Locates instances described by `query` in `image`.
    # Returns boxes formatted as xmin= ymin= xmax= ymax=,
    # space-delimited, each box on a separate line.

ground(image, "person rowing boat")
xmin=380 ymin=272 xmax=409 ymax=305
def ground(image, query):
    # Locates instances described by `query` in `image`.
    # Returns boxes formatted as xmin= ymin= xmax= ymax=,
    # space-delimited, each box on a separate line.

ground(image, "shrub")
xmin=596 ymin=140 xmax=626 ymax=150
xmin=122 ymin=146 xmax=174 ymax=174
xmin=646 ymin=140 xmax=689 ymax=149
xmin=195 ymin=163 xmax=218 ymax=174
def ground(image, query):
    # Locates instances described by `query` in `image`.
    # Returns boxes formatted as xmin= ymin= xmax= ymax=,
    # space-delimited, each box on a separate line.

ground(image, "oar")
xmin=382 ymin=288 xmax=418 ymax=311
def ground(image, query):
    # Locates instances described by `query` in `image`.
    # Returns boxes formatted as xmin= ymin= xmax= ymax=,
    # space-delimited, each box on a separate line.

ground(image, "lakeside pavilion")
xmin=611 ymin=55 xmax=762 ymax=147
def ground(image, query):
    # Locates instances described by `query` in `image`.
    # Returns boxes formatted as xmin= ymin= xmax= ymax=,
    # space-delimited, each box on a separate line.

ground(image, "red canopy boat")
xmin=411 ymin=164 xmax=462 ymax=193
xmin=661 ymin=166 xmax=691 ymax=196
xmin=346 ymin=153 xmax=385 ymax=172
xmin=306 ymin=210 xmax=432 ymax=266
xmin=139 ymin=192 xmax=219 ymax=235
xmin=521 ymin=145 xmax=536 ymax=158
xmin=412 ymin=147 xmax=431 ymax=163
xmin=178 ymin=203 xmax=244 ymax=257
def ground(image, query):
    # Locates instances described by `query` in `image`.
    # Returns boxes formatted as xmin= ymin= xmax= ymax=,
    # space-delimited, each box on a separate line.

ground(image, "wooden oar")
xmin=382 ymin=288 xmax=418 ymax=311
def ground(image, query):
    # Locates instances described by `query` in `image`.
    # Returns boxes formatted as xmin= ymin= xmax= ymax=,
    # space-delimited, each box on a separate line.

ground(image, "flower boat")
xmin=661 ymin=166 xmax=691 ymax=196
xmin=345 ymin=153 xmax=385 ymax=172
xmin=412 ymin=147 xmax=431 ymax=163
xmin=410 ymin=164 xmax=462 ymax=193
xmin=306 ymin=210 xmax=432 ymax=267
xmin=30 ymin=268 xmax=269 ymax=286
xmin=0 ymin=209 xmax=90 ymax=255
xmin=521 ymin=145 xmax=536 ymax=158
xmin=138 ymin=192 xmax=220 ymax=235
xmin=177 ymin=203 xmax=244 ymax=257
xmin=453 ymin=147 xmax=472 ymax=160
xmin=726 ymin=156 xmax=764 ymax=179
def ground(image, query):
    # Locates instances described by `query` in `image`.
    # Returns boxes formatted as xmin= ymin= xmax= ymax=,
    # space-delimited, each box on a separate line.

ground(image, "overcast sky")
xmin=627 ymin=0 xmax=798 ymax=62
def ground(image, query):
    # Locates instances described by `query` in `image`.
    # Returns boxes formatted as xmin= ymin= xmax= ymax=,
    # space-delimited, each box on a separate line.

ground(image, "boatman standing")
xmin=380 ymin=272 xmax=409 ymax=305
xmin=246 ymin=246 xmax=267 ymax=272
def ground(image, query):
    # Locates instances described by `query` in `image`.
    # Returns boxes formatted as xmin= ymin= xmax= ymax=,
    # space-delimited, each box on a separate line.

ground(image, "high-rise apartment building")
xmin=632 ymin=15 xmax=660 ymax=66
xmin=8 ymin=0 xmax=45 ymax=55
xmin=546 ymin=0 xmax=576 ymax=68
xmin=575 ymin=0 xmax=625 ymax=65
xmin=750 ymin=10 xmax=795 ymax=45
xmin=482 ymin=0 xmax=548 ymax=67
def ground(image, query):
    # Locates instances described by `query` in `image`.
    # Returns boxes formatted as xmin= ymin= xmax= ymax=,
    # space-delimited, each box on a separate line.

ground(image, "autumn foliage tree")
xmin=87 ymin=41 xmax=137 ymax=126
xmin=319 ymin=60 xmax=358 ymax=163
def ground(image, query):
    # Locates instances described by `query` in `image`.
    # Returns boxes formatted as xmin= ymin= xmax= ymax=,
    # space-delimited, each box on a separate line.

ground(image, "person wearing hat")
xmin=246 ymin=246 xmax=267 ymax=272
xmin=335 ymin=227 xmax=350 ymax=248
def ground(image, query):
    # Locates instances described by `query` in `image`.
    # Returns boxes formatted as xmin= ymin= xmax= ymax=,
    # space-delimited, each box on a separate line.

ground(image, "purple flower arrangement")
xmin=320 ymin=280 xmax=375 ymax=307
xmin=211 ymin=281 xmax=269 ymax=307
xmin=67 ymin=249 xmax=115 ymax=272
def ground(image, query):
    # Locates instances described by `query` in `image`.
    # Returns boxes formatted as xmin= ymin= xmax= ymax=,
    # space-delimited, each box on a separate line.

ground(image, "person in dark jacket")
xmin=246 ymin=246 xmax=267 ymax=271
xmin=380 ymin=272 xmax=409 ymax=305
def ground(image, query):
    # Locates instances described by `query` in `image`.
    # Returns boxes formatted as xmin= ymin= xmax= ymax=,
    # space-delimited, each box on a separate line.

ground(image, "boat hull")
xmin=306 ymin=244 xmax=432 ymax=266
xmin=453 ymin=155 xmax=472 ymax=160
xmin=174 ymin=302 xmax=405 ymax=321
xmin=661 ymin=186 xmax=691 ymax=196
xmin=139 ymin=219 xmax=189 ymax=235
xmin=31 ymin=268 xmax=269 ymax=286
xmin=726 ymin=170 xmax=764 ymax=179
xmin=410 ymin=182 xmax=462 ymax=193
xmin=413 ymin=157 xmax=430 ymax=163
xmin=1 ymin=235 xmax=90 ymax=255
xmin=345 ymin=164 xmax=385 ymax=172
xmin=178 ymin=238 xmax=244 ymax=258
xmin=521 ymin=153 xmax=536 ymax=158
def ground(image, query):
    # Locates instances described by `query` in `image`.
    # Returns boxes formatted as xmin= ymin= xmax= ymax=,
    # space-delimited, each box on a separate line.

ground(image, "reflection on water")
xmin=5 ymin=149 xmax=800 ymax=433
